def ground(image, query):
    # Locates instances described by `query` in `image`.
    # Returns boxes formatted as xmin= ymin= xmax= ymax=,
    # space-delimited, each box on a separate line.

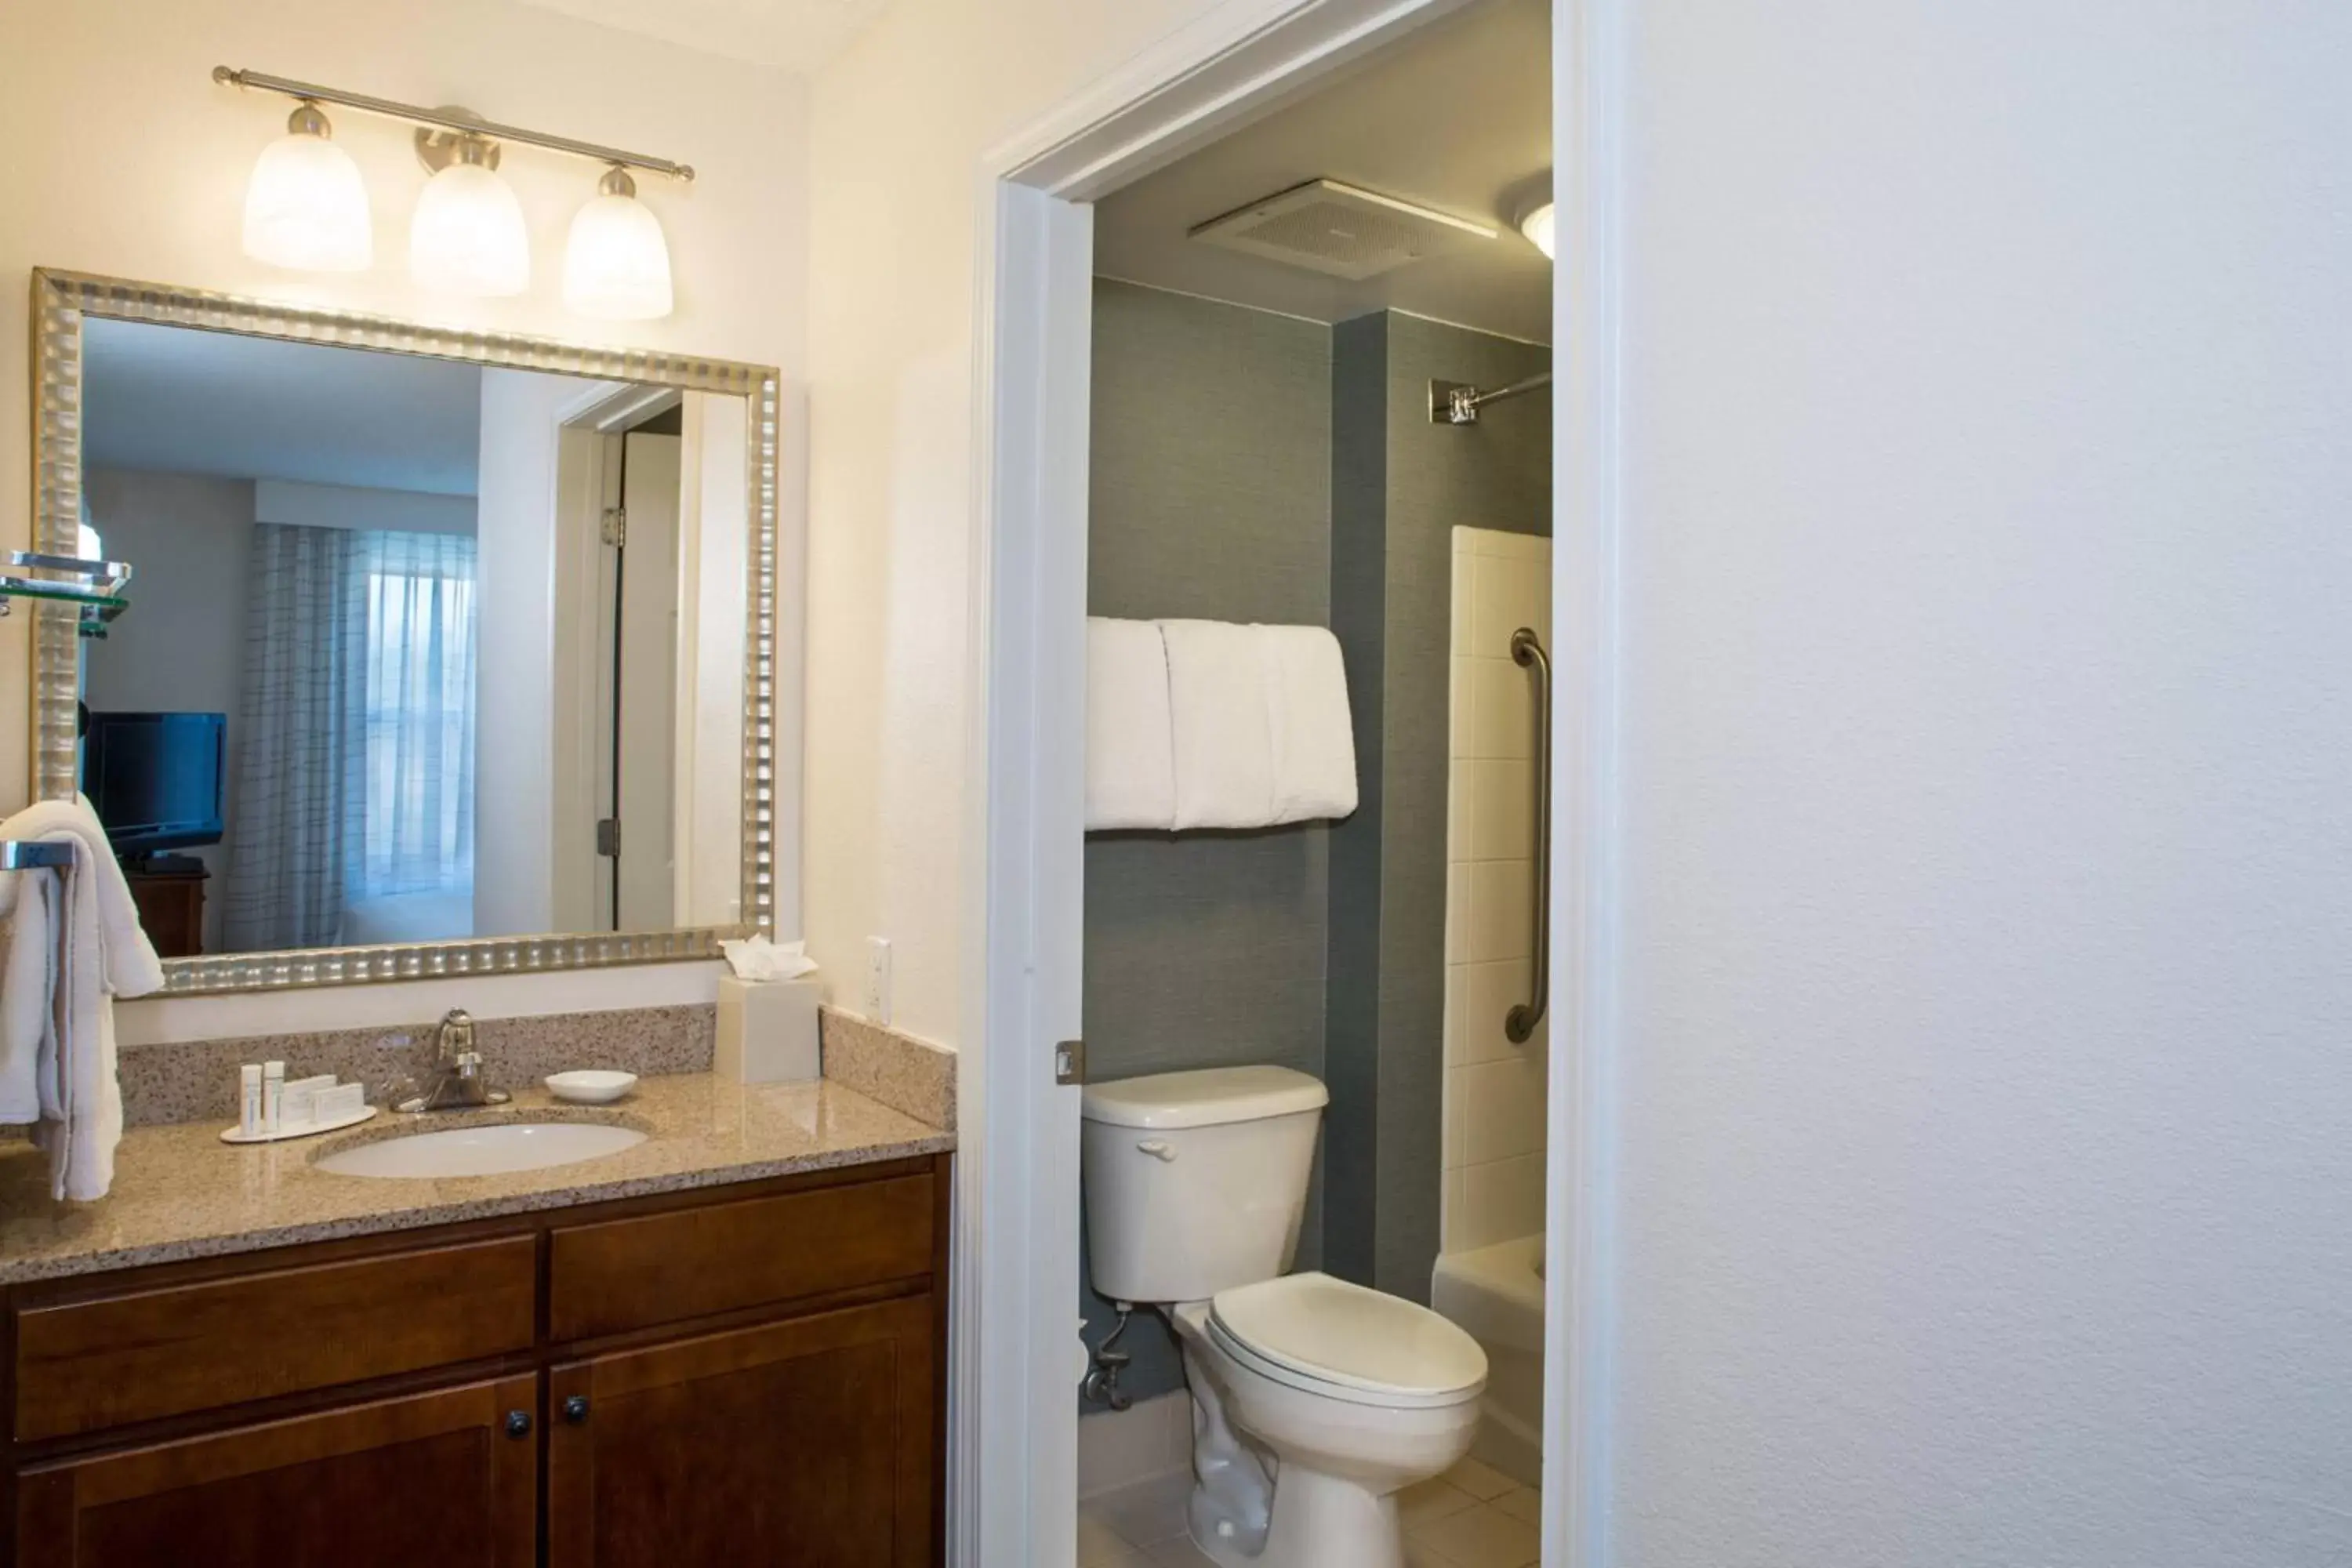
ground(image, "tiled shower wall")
xmin=1441 ymin=526 xmax=1552 ymax=1253
xmin=1327 ymin=314 xmax=1552 ymax=1300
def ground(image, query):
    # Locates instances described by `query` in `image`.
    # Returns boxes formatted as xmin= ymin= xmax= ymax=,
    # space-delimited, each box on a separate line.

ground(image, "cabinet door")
xmin=15 ymin=1375 xmax=537 ymax=1568
xmin=549 ymin=1295 xmax=938 ymax=1568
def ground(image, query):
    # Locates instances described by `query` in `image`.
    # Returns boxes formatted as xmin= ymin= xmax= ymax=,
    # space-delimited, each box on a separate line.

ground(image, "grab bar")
xmin=1505 ymin=626 xmax=1552 ymax=1044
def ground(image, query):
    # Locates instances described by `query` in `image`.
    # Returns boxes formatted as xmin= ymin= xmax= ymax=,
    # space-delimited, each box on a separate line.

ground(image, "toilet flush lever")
xmin=1136 ymin=1139 xmax=1177 ymax=1161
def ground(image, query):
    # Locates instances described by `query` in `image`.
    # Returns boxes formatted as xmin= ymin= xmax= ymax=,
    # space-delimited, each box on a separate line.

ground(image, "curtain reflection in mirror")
xmin=222 ymin=525 xmax=476 ymax=951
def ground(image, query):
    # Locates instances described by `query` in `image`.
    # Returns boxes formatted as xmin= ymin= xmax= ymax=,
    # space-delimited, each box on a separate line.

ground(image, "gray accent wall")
xmin=1327 ymin=314 xmax=1552 ymax=1302
xmin=1082 ymin=281 xmax=1334 ymax=1403
xmin=1077 ymin=284 xmax=1550 ymax=1410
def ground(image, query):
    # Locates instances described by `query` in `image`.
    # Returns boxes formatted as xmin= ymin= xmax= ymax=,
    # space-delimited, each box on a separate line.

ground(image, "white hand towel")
xmin=1261 ymin=625 xmax=1359 ymax=824
xmin=1085 ymin=619 xmax=1177 ymax=831
xmin=0 ymin=797 xmax=165 ymax=1201
xmin=1160 ymin=619 xmax=1276 ymax=830
xmin=0 ymin=867 xmax=59 ymax=1123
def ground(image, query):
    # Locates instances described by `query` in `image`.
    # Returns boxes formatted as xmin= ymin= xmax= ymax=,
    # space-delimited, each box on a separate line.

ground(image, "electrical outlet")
xmin=864 ymin=936 xmax=892 ymax=1025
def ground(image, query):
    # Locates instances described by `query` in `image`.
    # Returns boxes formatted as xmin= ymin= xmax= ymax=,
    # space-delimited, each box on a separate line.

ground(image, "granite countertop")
xmin=0 ymin=1073 xmax=954 ymax=1285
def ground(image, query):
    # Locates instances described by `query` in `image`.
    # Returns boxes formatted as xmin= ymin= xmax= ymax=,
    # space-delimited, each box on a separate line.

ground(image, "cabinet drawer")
xmin=14 ymin=1236 xmax=537 ymax=1443
xmin=549 ymin=1172 xmax=935 ymax=1341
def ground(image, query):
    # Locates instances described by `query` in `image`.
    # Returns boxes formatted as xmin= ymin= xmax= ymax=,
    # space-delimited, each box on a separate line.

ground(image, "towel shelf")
xmin=0 ymin=841 xmax=77 ymax=871
xmin=0 ymin=550 xmax=133 ymax=638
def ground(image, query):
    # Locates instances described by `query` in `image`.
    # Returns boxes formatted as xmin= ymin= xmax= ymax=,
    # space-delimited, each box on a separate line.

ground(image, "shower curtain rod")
xmin=1429 ymin=371 xmax=1554 ymax=426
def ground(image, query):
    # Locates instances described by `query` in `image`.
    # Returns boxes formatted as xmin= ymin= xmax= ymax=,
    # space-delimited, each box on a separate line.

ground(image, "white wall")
xmin=472 ymin=368 xmax=585 ymax=938
xmin=1 ymin=0 xmax=808 ymax=1035
xmin=80 ymin=471 xmax=253 ymax=726
xmin=253 ymin=479 xmax=476 ymax=536
xmin=675 ymin=394 xmax=752 ymax=931
xmin=81 ymin=469 xmax=255 ymax=952
xmin=1601 ymin=3 xmax=2352 ymax=1563
xmin=804 ymin=0 xmax=1229 ymax=1045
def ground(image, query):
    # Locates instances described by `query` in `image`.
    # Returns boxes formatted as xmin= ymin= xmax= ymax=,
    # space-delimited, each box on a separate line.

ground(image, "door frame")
xmin=960 ymin=2 xmax=1625 ymax=1564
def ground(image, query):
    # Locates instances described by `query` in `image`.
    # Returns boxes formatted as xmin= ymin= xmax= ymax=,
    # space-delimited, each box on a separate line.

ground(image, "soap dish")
xmin=546 ymin=1070 xmax=638 ymax=1105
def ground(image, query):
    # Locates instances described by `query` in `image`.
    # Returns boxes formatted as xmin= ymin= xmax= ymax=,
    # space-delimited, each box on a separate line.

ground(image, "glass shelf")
xmin=0 ymin=550 xmax=132 ymax=637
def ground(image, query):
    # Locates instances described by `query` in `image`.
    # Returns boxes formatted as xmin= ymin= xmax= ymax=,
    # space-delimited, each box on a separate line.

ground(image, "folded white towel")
xmin=1261 ymin=625 xmax=1359 ymax=824
xmin=1160 ymin=619 xmax=1276 ymax=830
xmin=1086 ymin=619 xmax=1178 ymax=831
xmin=0 ymin=868 xmax=57 ymax=1124
xmin=0 ymin=797 xmax=165 ymax=1201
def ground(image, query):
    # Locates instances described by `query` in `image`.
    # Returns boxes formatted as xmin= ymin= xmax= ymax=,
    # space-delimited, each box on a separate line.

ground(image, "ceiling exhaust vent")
xmin=1188 ymin=179 xmax=1497 ymax=281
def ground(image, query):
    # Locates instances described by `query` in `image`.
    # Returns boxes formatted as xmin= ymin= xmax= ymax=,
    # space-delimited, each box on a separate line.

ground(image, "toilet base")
xmin=1167 ymin=1301 xmax=1479 ymax=1568
xmin=1192 ymin=1465 xmax=1406 ymax=1568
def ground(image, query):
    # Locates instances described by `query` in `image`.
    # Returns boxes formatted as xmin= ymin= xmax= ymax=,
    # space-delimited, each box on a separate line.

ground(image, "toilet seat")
xmin=1207 ymin=1272 xmax=1487 ymax=1410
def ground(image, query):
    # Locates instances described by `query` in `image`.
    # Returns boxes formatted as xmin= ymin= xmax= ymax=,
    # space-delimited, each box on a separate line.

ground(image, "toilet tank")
xmin=1081 ymin=1065 xmax=1328 ymax=1305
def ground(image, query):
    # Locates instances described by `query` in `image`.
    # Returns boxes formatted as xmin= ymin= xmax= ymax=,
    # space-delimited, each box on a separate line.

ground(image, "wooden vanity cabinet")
xmin=15 ymin=1376 xmax=538 ymax=1568
xmin=1 ymin=1155 xmax=949 ymax=1568
xmin=548 ymin=1295 xmax=937 ymax=1568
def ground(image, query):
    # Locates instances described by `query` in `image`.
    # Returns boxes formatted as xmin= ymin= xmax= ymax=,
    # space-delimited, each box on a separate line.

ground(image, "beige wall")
xmin=9 ymin=0 xmax=1240 ymax=1044
xmin=803 ymin=0 xmax=1224 ymax=1046
xmin=2 ymin=0 xmax=807 ymax=1032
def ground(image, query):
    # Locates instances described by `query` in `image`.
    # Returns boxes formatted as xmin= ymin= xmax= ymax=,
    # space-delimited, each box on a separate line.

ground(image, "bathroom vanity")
xmin=0 ymin=1076 xmax=952 ymax=1568
xmin=2 ymin=265 xmax=957 ymax=1564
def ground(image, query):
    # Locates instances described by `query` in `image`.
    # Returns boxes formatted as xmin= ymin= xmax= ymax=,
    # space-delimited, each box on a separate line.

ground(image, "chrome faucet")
xmin=397 ymin=1009 xmax=511 ymax=1113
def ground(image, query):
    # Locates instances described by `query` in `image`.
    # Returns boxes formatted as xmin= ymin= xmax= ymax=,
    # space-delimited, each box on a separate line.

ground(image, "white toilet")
xmin=1083 ymin=1065 xmax=1488 ymax=1568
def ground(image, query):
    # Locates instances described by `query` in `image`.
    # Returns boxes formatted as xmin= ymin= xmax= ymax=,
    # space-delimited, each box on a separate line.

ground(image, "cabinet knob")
xmin=563 ymin=1394 xmax=592 ymax=1424
xmin=504 ymin=1410 xmax=533 ymax=1438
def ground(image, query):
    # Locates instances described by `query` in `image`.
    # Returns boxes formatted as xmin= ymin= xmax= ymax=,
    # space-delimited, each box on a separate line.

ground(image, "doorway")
xmin=962 ymin=1 xmax=1614 ymax=1564
xmin=593 ymin=411 xmax=683 ymax=933
xmin=1072 ymin=2 xmax=1553 ymax=1560
xmin=550 ymin=386 xmax=750 ymax=938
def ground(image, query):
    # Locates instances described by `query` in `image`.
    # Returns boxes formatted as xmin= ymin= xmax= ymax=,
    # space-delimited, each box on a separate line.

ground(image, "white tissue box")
xmin=716 ymin=975 xmax=822 ymax=1083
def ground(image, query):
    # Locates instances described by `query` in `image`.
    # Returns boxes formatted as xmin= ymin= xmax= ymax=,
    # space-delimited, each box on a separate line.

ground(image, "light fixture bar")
xmin=213 ymin=67 xmax=695 ymax=182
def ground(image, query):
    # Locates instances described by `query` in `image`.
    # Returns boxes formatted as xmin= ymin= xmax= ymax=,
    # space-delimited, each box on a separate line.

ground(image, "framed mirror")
xmin=28 ymin=269 xmax=782 ymax=993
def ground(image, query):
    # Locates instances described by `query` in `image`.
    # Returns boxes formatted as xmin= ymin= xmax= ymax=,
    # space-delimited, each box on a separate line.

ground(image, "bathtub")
xmin=1429 ymin=1235 xmax=1544 ymax=1487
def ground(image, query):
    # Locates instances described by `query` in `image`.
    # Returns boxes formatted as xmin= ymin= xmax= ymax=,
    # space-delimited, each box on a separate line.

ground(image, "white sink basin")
xmin=315 ymin=1121 xmax=647 ymax=1179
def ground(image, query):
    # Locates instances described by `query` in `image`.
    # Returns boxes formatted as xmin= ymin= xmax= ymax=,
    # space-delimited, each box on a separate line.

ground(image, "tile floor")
xmin=1077 ymin=1456 xmax=1540 ymax=1568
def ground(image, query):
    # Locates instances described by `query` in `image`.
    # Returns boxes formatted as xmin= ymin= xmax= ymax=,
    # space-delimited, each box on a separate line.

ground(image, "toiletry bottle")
xmin=263 ymin=1060 xmax=285 ymax=1136
xmin=239 ymin=1064 xmax=263 ymax=1138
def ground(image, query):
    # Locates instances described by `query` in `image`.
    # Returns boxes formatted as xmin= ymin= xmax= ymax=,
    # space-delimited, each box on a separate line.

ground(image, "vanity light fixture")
xmin=1518 ymin=199 xmax=1557 ymax=261
xmin=563 ymin=165 xmax=675 ymax=321
xmin=411 ymin=135 xmax=532 ymax=297
xmin=241 ymin=100 xmax=373 ymax=272
xmin=214 ymin=67 xmax=692 ymax=311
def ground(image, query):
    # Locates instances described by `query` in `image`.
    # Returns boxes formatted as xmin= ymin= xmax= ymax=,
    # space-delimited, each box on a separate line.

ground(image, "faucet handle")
xmin=438 ymin=1008 xmax=477 ymax=1059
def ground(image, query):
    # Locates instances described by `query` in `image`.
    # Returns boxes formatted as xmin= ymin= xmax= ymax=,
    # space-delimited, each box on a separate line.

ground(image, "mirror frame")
xmin=29 ymin=267 xmax=782 ymax=994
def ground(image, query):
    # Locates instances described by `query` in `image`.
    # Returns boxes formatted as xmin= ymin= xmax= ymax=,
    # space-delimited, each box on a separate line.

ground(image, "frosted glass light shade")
xmin=410 ymin=162 xmax=531 ymax=297
xmin=242 ymin=131 xmax=372 ymax=272
xmin=1519 ymin=201 xmax=1556 ymax=261
xmin=563 ymin=191 xmax=673 ymax=320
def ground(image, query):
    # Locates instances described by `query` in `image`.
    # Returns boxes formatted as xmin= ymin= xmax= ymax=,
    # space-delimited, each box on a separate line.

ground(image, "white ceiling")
xmin=82 ymin=318 xmax=487 ymax=496
xmin=1094 ymin=0 xmax=1552 ymax=343
xmin=514 ymin=0 xmax=891 ymax=71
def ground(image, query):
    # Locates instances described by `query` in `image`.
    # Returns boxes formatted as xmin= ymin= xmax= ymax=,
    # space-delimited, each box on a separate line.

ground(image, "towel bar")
xmin=0 ymin=841 xmax=77 ymax=871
